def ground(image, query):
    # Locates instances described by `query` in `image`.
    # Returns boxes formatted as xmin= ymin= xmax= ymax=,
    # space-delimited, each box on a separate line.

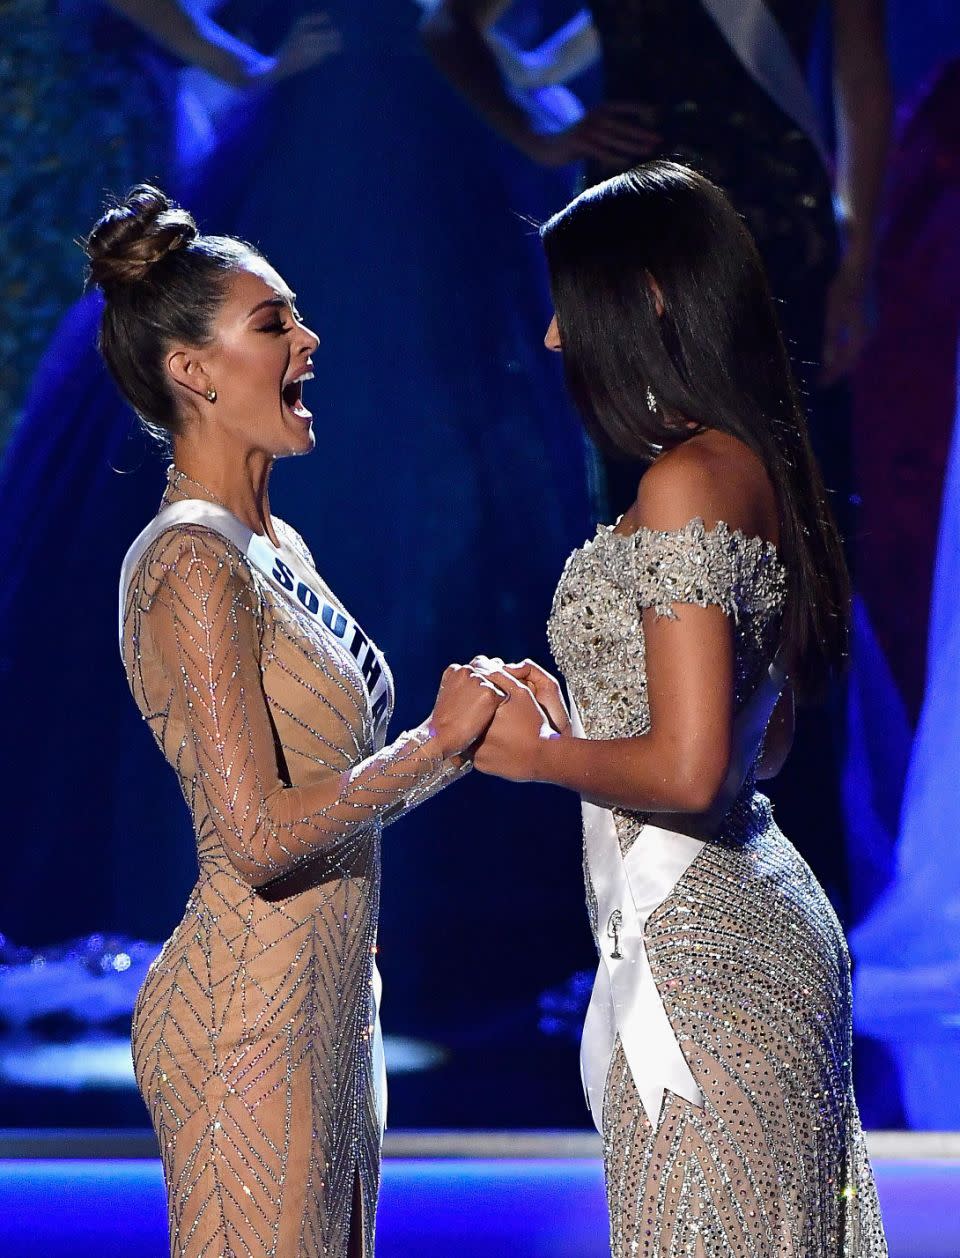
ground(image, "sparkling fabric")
xmin=121 ymin=473 xmax=459 ymax=1257
xmin=0 ymin=0 xmax=169 ymax=445
xmin=547 ymin=518 xmax=887 ymax=1257
xmin=584 ymin=0 xmax=835 ymax=309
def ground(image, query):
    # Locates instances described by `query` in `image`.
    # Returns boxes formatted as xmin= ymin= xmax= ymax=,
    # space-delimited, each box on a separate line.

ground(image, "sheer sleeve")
xmin=141 ymin=527 xmax=456 ymax=887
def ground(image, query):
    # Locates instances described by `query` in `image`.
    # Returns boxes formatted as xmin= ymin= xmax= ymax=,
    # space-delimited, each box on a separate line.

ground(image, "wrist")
xmin=530 ymin=728 xmax=564 ymax=784
xmin=837 ymin=220 xmax=874 ymax=271
xmin=423 ymin=718 xmax=458 ymax=762
xmin=508 ymin=115 xmax=547 ymax=159
xmin=243 ymin=53 xmax=278 ymax=88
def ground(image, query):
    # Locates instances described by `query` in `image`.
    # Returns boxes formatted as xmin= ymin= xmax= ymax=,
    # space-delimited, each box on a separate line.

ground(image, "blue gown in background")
xmin=0 ymin=0 xmax=172 ymax=443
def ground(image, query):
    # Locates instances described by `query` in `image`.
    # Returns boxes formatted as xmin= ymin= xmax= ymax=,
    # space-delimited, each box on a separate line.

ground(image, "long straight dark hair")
xmin=541 ymin=161 xmax=849 ymax=701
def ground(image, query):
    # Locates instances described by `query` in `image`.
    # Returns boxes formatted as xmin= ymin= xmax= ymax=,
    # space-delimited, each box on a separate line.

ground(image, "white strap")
xmin=699 ymin=0 xmax=830 ymax=168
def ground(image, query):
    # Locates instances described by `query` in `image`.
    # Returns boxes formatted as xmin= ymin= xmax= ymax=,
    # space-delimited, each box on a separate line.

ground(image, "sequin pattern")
xmin=547 ymin=518 xmax=887 ymax=1256
xmin=121 ymin=473 xmax=460 ymax=1257
xmin=584 ymin=0 xmax=837 ymax=318
xmin=0 ymin=0 xmax=169 ymax=446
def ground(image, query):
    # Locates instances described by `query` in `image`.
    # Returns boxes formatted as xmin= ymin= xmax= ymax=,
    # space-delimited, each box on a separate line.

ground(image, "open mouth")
xmin=282 ymin=370 xmax=314 ymax=421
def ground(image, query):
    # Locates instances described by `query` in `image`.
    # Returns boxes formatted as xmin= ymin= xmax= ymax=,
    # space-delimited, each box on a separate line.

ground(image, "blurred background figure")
xmin=420 ymin=0 xmax=890 ymax=513
xmin=0 ymin=0 xmax=341 ymax=998
xmin=0 ymin=0 xmax=340 ymax=449
xmin=846 ymin=57 xmax=960 ymax=1128
xmin=421 ymin=0 xmax=891 ymax=979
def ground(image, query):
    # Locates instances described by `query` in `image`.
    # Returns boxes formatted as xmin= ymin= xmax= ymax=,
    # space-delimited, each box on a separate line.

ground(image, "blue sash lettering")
xmin=362 ymin=651 xmax=383 ymax=691
xmin=296 ymin=581 xmax=320 ymax=616
xmin=321 ymin=604 xmax=348 ymax=638
xmin=272 ymin=558 xmax=295 ymax=591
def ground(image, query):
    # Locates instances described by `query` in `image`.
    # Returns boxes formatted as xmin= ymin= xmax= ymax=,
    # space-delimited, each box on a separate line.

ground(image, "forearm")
xmin=228 ymin=724 xmax=454 ymax=886
xmin=420 ymin=5 xmax=533 ymax=149
xmin=833 ymin=7 xmax=892 ymax=263
xmin=835 ymin=94 xmax=891 ymax=264
xmin=487 ymin=11 xmax=598 ymax=90
xmin=532 ymin=731 xmax=728 ymax=815
xmin=106 ymin=0 xmax=269 ymax=86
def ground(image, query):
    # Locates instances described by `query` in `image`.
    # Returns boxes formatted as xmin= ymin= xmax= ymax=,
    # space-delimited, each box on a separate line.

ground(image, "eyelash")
xmin=259 ymin=309 xmax=306 ymax=335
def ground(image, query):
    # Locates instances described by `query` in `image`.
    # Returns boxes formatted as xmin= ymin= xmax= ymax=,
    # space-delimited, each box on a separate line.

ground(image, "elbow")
xmin=663 ymin=748 xmax=730 ymax=815
xmin=220 ymin=822 xmax=283 ymax=889
xmin=226 ymin=849 xmax=273 ymax=889
xmin=668 ymin=775 xmax=726 ymax=816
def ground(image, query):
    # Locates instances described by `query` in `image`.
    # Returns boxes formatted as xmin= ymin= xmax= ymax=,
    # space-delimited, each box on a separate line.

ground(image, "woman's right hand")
xmin=428 ymin=664 xmax=508 ymax=759
xmin=520 ymin=103 xmax=659 ymax=169
xmin=261 ymin=12 xmax=343 ymax=85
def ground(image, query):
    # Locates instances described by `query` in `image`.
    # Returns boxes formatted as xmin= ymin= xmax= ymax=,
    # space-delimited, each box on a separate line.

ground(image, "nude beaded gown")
xmin=121 ymin=469 xmax=458 ymax=1258
xmin=547 ymin=517 xmax=887 ymax=1257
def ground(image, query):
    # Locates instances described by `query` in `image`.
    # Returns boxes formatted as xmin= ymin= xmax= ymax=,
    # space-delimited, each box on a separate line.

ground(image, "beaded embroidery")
xmin=121 ymin=474 xmax=460 ymax=1257
xmin=547 ymin=518 xmax=887 ymax=1257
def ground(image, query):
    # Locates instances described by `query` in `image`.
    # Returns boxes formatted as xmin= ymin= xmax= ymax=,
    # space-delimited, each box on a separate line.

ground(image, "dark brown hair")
xmin=541 ymin=161 xmax=850 ymax=701
xmin=84 ymin=184 xmax=259 ymax=442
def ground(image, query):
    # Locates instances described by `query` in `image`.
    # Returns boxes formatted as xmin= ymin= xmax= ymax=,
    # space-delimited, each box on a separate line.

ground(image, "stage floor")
xmin=1 ymin=1132 xmax=958 ymax=1257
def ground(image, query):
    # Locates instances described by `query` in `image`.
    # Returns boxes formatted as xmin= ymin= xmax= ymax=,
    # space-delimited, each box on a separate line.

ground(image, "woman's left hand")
xmin=502 ymin=658 xmax=571 ymax=736
xmin=468 ymin=658 xmax=557 ymax=781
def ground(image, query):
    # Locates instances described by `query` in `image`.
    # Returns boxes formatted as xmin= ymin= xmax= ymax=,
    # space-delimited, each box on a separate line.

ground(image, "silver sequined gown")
xmin=121 ymin=472 xmax=459 ymax=1258
xmin=547 ymin=518 xmax=887 ymax=1257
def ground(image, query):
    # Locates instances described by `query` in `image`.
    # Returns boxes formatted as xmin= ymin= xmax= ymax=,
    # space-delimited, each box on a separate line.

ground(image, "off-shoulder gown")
xmin=120 ymin=470 xmax=459 ymax=1258
xmin=548 ymin=517 xmax=887 ymax=1257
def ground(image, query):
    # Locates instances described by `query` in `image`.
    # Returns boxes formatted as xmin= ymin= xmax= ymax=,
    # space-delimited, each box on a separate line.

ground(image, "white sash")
xmin=700 ymin=0 xmax=830 ymax=168
xmin=119 ymin=498 xmax=390 ymax=1135
xmin=572 ymin=699 xmax=705 ymax=1133
xmin=119 ymin=499 xmax=392 ymax=744
xmin=573 ymin=653 xmax=787 ymax=1132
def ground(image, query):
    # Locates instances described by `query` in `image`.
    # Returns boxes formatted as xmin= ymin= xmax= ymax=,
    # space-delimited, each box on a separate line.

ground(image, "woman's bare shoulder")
xmin=626 ymin=429 xmax=778 ymax=545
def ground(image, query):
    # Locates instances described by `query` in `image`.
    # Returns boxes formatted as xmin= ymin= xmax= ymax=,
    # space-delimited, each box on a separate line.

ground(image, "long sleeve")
xmin=142 ymin=529 xmax=456 ymax=887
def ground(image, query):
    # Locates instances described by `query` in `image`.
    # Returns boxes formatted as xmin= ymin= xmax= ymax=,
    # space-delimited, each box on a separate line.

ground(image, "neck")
xmin=169 ymin=437 xmax=279 ymax=545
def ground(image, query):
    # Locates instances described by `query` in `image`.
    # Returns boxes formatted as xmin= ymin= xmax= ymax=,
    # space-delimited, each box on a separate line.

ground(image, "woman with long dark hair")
xmin=88 ymin=185 xmax=511 ymax=1257
xmin=471 ymin=162 xmax=887 ymax=1254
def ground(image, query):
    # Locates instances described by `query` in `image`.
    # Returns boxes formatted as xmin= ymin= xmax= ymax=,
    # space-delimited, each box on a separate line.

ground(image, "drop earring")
xmin=645 ymin=384 xmax=657 ymax=413
xmin=205 ymin=387 xmax=217 ymax=403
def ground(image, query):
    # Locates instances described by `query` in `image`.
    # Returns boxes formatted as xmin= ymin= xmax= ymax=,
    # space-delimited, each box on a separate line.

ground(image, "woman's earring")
xmin=205 ymin=387 xmax=217 ymax=403
xmin=645 ymin=384 xmax=657 ymax=413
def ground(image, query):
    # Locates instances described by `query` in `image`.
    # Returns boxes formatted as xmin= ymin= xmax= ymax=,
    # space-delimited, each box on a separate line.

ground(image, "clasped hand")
xmin=428 ymin=655 xmax=571 ymax=782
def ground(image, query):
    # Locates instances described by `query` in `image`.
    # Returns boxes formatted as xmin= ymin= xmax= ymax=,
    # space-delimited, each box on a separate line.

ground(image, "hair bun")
xmin=85 ymin=184 xmax=198 ymax=291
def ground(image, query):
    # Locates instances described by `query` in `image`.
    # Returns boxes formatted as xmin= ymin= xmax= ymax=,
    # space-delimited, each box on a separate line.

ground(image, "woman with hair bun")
xmin=91 ymin=185 xmax=524 ymax=1257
